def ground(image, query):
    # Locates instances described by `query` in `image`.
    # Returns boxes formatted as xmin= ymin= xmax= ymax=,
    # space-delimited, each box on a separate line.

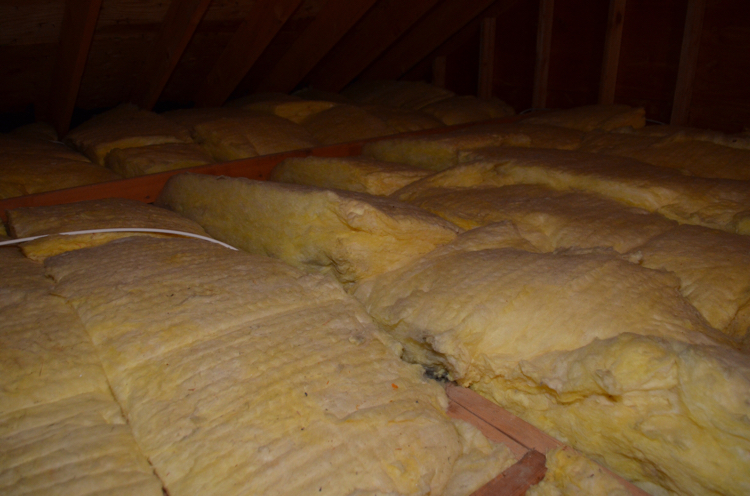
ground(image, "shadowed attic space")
xmin=0 ymin=0 xmax=748 ymax=137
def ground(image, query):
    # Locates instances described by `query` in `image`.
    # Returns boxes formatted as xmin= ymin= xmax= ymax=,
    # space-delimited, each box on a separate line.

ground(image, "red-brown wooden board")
xmin=447 ymin=385 xmax=651 ymax=496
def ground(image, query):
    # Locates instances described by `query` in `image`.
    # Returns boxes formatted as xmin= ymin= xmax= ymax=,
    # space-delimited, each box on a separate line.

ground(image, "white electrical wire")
xmin=0 ymin=228 xmax=238 ymax=250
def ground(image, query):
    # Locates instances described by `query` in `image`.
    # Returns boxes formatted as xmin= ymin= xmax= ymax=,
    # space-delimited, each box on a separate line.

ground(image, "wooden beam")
xmin=305 ymin=0 xmax=442 ymax=93
xmin=472 ymin=450 xmax=547 ymax=496
xmin=194 ymin=0 xmax=304 ymax=107
xmin=447 ymin=384 xmax=563 ymax=453
xmin=532 ymin=0 xmax=554 ymax=109
xmin=599 ymin=0 xmax=627 ymax=104
xmin=432 ymin=56 xmax=447 ymax=88
xmin=130 ymin=0 xmax=211 ymax=110
xmin=671 ymin=0 xmax=706 ymax=125
xmin=445 ymin=385 xmax=652 ymax=496
xmin=447 ymin=401 xmax=527 ymax=459
xmin=44 ymin=0 xmax=102 ymax=137
xmin=256 ymin=0 xmax=379 ymax=94
xmin=402 ymin=0 xmax=523 ymax=81
xmin=478 ymin=17 xmax=496 ymax=99
xmin=361 ymin=0 xmax=499 ymax=81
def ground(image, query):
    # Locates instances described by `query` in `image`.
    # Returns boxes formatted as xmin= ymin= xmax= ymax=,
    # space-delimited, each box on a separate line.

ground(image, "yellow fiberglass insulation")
xmin=0 ymin=247 xmax=164 ymax=496
xmin=158 ymin=173 xmax=462 ymax=286
xmin=270 ymin=155 xmax=432 ymax=196
xmin=36 ymin=233 xmax=514 ymax=496
xmin=353 ymin=225 xmax=748 ymax=495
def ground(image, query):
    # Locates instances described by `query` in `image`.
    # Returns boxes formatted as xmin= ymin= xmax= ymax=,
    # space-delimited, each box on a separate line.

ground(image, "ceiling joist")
xmin=255 ymin=0 xmax=379 ymax=94
xmin=45 ymin=0 xmax=102 ymax=137
xmin=360 ymin=0 xmax=499 ymax=81
xmin=129 ymin=0 xmax=212 ymax=110
xmin=305 ymin=0 xmax=442 ymax=93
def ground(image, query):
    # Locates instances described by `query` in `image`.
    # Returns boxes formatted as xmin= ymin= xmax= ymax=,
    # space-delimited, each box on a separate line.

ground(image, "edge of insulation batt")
xmin=0 ymin=116 xmax=524 ymax=223
xmin=447 ymin=385 xmax=652 ymax=496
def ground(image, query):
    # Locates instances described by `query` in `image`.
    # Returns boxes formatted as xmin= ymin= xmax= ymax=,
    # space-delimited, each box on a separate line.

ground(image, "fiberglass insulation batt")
xmin=6 ymin=199 xmax=516 ymax=496
xmin=353 ymin=226 xmax=750 ymax=496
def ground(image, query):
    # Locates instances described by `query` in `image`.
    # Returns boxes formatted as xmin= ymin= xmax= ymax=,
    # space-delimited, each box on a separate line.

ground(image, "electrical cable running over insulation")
xmin=0 ymin=228 xmax=238 ymax=250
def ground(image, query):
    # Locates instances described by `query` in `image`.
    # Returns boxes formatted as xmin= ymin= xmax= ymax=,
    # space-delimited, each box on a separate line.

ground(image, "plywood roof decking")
xmin=0 ymin=0 xmax=749 ymax=134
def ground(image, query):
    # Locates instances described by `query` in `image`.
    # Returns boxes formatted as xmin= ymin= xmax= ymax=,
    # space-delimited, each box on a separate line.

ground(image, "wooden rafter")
xmin=360 ymin=0 xmax=498 ymax=81
xmin=671 ymin=0 xmax=706 ymax=125
xmin=402 ymin=0 xmax=523 ymax=82
xmin=304 ymin=0 xmax=442 ymax=93
xmin=255 ymin=0 xmax=379 ymax=94
xmin=599 ymin=0 xmax=627 ymax=104
xmin=194 ymin=0 xmax=304 ymax=107
xmin=532 ymin=0 xmax=554 ymax=109
xmin=129 ymin=0 xmax=211 ymax=110
xmin=44 ymin=0 xmax=102 ymax=137
xmin=478 ymin=17 xmax=497 ymax=99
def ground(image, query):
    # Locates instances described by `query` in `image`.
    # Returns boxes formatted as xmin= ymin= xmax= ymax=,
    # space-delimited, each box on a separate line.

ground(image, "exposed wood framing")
xmin=599 ymin=0 xmax=627 ymax=104
xmin=402 ymin=0 xmax=522 ymax=82
xmin=44 ymin=0 xmax=102 ymax=137
xmin=447 ymin=401 xmax=528 ymax=458
xmin=532 ymin=0 xmax=554 ymax=109
xmin=255 ymin=0 xmax=379 ymax=94
xmin=432 ymin=56 xmax=447 ymax=88
xmin=671 ymin=0 xmax=706 ymax=125
xmin=472 ymin=450 xmax=547 ymax=496
xmin=447 ymin=384 xmax=562 ymax=453
xmin=478 ymin=17 xmax=497 ymax=99
xmin=445 ymin=385 xmax=652 ymax=496
xmin=194 ymin=0 xmax=304 ymax=107
xmin=360 ymin=0 xmax=498 ymax=81
xmin=130 ymin=0 xmax=211 ymax=110
xmin=305 ymin=0 xmax=442 ymax=93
